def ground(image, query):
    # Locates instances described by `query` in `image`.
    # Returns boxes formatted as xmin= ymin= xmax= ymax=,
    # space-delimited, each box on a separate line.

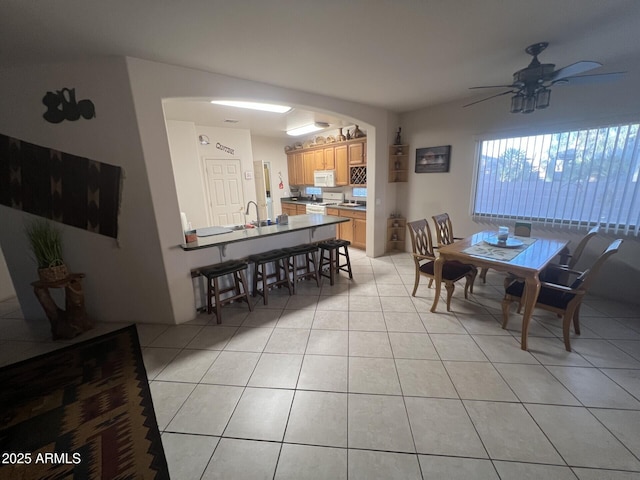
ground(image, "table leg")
xmin=430 ymin=256 xmax=444 ymax=312
xmin=520 ymin=275 xmax=541 ymax=351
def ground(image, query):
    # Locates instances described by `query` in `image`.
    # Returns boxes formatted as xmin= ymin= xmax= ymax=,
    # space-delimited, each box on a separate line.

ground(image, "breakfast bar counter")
xmin=180 ymin=214 xmax=348 ymax=252
xmin=181 ymin=214 xmax=348 ymax=310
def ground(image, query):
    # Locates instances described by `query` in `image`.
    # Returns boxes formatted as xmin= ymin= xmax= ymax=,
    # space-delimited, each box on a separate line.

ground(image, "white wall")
xmin=401 ymin=77 xmax=640 ymax=304
xmin=167 ymin=121 xmax=257 ymax=229
xmin=166 ymin=120 xmax=207 ymax=228
xmin=251 ymin=135 xmax=290 ymax=218
xmin=0 ymin=58 xmax=175 ymax=322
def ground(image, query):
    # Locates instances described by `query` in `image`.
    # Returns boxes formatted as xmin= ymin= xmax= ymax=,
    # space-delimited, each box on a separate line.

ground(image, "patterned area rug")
xmin=0 ymin=325 xmax=169 ymax=480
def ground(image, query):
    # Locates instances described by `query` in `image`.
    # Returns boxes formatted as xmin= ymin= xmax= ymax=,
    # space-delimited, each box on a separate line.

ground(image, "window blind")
xmin=473 ymin=123 xmax=640 ymax=236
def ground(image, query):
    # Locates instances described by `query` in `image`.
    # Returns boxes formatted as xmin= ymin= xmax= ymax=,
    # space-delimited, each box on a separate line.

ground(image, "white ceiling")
xmin=3 ymin=0 xmax=640 ymax=137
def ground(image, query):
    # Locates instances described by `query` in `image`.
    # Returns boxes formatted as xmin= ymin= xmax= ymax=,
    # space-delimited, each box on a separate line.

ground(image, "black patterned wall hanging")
xmin=0 ymin=133 xmax=122 ymax=238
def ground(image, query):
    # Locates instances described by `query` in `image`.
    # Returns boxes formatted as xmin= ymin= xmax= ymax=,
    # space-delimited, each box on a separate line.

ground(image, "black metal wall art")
xmin=0 ymin=133 xmax=121 ymax=238
xmin=42 ymin=88 xmax=96 ymax=123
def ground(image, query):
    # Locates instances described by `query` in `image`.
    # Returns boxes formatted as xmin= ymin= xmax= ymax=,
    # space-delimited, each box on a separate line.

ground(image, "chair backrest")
xmin=514 ymin=222 xmax=532 ymax=237
xmin=572 ymin=238 xmax=622 ymax=293
xmin=567 ymin=226 xmax=600 ymax=269
xmin=407 ymin=219 xmax=436 ymax=259
xmin=432 ymin=213 xmax=455 ymax=246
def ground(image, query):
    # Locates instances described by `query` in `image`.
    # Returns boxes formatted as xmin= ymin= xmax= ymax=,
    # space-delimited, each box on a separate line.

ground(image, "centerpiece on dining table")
xmin=484 ymin=226 xmax=524 ymax=248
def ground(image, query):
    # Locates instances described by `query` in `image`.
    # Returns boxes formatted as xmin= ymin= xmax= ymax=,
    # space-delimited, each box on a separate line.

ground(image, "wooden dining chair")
xmin=559 ymin=226 xmax=600 ymax=269
xmin=407 ymin=219 xmax=477 ymax=311
xmin=541 ymin=226 xmax=599 ymax=284
xmin=502 ymin=239 xmax=622 ymax=351
xmin=431 ymin=213 xmax=479 ymax=286
xmin=431 ymin=213 xmax=462 ymax=246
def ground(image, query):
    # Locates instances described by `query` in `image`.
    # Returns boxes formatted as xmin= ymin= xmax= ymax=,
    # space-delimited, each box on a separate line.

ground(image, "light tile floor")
xmin=2 ymin=249 xmax=640 ymax=479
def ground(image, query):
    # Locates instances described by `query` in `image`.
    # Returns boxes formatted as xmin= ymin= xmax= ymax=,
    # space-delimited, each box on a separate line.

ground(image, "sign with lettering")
xmin=215 ymin=142 xmax=235 ymax=156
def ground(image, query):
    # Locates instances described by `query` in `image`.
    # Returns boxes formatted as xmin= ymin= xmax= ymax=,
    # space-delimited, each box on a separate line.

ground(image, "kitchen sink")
xmin=224 ymin=224 xmax=251 ymax=231
xmin=339 ymin=202 xmax=361 ymax=207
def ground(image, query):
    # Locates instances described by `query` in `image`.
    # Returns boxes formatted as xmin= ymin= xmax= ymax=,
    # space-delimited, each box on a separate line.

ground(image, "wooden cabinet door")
xmin=342 ymin=218 xmax=354 ymax=243
xmin=287 ymin=153 xmax=296 ymax=185
xmin=296 ymin=204 xmax=307 ymax=214
xmin=323 ymin=146 xmax=335 ymax=170
xmin=303 ymin=151 xmax=315 ymax=185
xmin=294 ymin=152 xmax=304 ymax=185
xmin=334 ymin=145 xmax=349 ymax=186
xmin=314 ymin=149 xmax=325 ymax=171
xmin=352 ymin=217 xmax=366 ymax=249
xmin=282 ymin=203 xmax=297 ymax=216
xmin=348 ymin=141 xmax=366 ymax=165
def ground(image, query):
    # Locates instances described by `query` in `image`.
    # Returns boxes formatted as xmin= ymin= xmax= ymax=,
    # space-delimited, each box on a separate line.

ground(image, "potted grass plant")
xmin=25 ymin=219 xmax=68 ymax=282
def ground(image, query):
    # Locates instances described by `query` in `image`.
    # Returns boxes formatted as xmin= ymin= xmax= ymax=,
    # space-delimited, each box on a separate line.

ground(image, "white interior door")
xmin=205 ymin=158 xmax=245 ymax=225
xmin=253 ymin=160 xmax=268 ymax=221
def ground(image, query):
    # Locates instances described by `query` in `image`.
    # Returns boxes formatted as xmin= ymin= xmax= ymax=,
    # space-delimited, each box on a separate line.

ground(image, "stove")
xmin=305 ymin=192 xmax=344 ymax=214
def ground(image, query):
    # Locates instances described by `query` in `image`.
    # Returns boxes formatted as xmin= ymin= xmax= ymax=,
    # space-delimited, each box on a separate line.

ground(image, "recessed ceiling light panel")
xmin=211 ymin=100 xmax=291 ymax=113
xmin=286 ymin=122 xmax=330 ymax=136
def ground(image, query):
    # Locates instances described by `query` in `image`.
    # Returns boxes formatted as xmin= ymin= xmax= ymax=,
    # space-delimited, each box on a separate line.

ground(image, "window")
xmin=473 ymin=122 xmax=640 ymax=236
xmin=352 ymin=187 xmax=367 ymax=197
xmin=305 ymin=186 xmax=321 ymax=196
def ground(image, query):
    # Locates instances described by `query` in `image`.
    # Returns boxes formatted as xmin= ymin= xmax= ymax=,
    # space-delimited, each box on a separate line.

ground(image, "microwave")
xmin=314 ymin=170 xmax=336 ymax=187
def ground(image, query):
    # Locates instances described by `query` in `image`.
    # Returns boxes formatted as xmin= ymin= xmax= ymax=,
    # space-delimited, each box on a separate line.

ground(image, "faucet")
xmin=245 ymin=201 xmax=261 ymax=227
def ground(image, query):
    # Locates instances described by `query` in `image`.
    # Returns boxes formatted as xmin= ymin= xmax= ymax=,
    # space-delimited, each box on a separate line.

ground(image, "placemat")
xmin=463 ymin=236 xmax=537 ymax=262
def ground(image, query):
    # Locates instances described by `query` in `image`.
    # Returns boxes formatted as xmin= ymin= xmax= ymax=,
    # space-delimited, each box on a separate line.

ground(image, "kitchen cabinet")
xmin=282 ymin=202 xmax=307 ymax=216
xmin=386 ymin=216 xmax=406 ymax=252
xmin=314 ymin=147 xmax=335 ymax=171
xmin=348 ymin=141 xmax=366 ymax=165
xmin=303 ymin=151 xmax=315 ymax=185
xmin=314 ymin=149 xmax=324 ymax=171
xmin=348 ymin=141 xmax=366 ymax=185
xmin=389 ymin=144 xmax=409 ymax=183
xmin=285 ymin=138 xmax=365 ymax=186
xmin=286 ymin=152 xmax=305 ymax=185
xmin=352 ymin=215 xmax=366 ymax=249
xmin=282 ymin=203 xmax=298 ymax=216
xmin=334 ymin=145 xmax=349 ymax=186
xmin=326 ymin=207 xmax=366 ymax=249
xmin=323 ymin=147 xmax=336 ymax=170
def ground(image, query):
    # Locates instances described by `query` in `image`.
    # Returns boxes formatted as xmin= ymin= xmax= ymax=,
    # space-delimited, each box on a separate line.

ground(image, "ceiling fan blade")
xmin=469 ymin=84 xmax=517 ymax=90
xmin=463 ymin=90 xmax=514 ymax=108
xmin=552 ymin=71 xmax=626 ymax=86
xmin=551 ymin=61 xmax=602 ymax=81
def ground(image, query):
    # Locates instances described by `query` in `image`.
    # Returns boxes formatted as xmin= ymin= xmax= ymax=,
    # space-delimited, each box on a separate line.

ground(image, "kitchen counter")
xmin=281 ymin=198 xmax=367 ymax=212
xmin=181 ymin=214 xmax=348 ymax=251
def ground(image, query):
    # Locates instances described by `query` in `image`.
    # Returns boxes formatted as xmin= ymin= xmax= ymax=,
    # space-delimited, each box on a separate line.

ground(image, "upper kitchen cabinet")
xmin=285 ymin=137 xmax=366 ymax=186
xmin=286 ymin=152 xmax=304 ymax=185
xmin=303 ymin=150 xmax=315 ymax=185
xmin=348 ymin=140 xmax=366 ymax=165
xmin=334 ymin=145 xmax=349 ymax=186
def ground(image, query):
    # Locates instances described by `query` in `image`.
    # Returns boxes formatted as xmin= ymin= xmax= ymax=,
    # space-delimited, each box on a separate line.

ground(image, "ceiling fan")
xmin=464 ymin=42 xmax=625 ymax=113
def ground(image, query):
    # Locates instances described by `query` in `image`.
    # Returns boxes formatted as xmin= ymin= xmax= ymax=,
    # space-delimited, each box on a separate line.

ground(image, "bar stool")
xmin=201 ymin=260 xmax=253 ymax=324
xmin=248 ymin=249 xmax=293 ymax=305
xmin=318 ymin=239 xmax=354 ymax=286
xmin=284 ymin=243 xmax=320 ymax=293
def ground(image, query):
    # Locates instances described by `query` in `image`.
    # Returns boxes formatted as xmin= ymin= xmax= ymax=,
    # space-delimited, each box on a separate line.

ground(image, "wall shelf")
xmin=389 ymin=144 xmax=409 ymax=183
xmin=386 ymin=216 xmax=406 ymax=252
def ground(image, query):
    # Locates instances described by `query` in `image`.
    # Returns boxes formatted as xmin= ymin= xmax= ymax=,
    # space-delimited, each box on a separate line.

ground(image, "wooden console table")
xmin=31 ymin=273 xmax=92 ymax=339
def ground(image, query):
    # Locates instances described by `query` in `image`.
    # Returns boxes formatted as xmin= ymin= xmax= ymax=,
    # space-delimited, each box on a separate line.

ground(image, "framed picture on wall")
xmin=415 ymin=145 xmax=451 ymax=173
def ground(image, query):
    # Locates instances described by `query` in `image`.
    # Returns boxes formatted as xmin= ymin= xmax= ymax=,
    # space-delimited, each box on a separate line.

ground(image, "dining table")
xmin=431 ymin=230 xmax=568 ymax=350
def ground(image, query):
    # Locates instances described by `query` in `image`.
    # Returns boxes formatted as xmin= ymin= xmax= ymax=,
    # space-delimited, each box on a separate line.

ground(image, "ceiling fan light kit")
xmin=467 ymin=42 xmax=624 ymax=114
